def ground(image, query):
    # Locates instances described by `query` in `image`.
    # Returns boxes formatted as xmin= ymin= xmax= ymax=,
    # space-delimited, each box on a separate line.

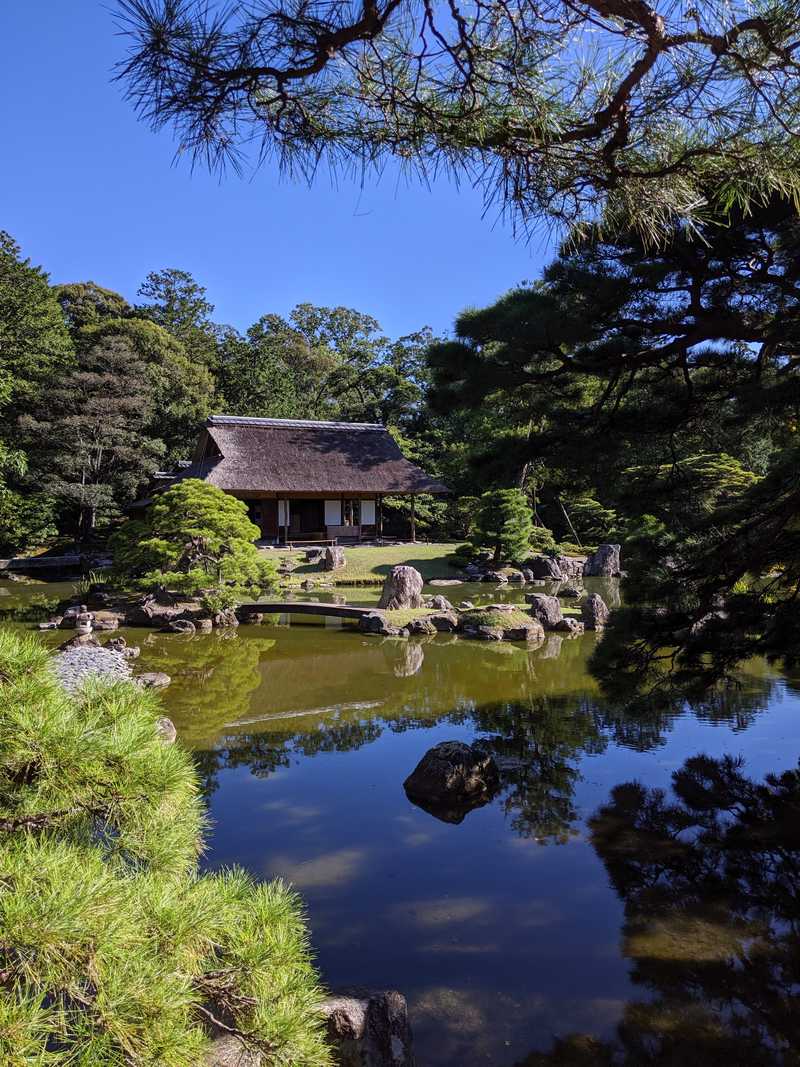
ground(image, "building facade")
xmin=153 ymin=415 xmax=448 ymax=543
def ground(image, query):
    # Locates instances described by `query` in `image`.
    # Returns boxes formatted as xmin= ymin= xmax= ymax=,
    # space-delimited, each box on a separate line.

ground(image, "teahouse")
xmin=146 ymin=415 xmax=448 ymax=544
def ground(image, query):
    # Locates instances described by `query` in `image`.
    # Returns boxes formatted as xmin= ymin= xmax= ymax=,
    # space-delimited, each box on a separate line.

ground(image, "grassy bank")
xmin=0 ymin=629 xmax=331 ymax=1066
xmin=272 ymin=541 xmax=462 ymax=585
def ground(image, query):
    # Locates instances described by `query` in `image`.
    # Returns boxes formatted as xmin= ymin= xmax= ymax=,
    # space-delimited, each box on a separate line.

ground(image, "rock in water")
xmin=583 ymin=543 xmax=621 ymax=577
xmin=320 ymin=988 xmax=414 ymax=1067
xmin=323 ymin=546 xmax=346 ymax=570
xmin=136 ymin=672 xmax=171 ymax=689
xmin=378 ymin=566 xmax=424 ymax=610
xmin=525 ymin=555 xmax=563 ymax=580
xmin=404 ymin=740 xmax=500 ymax=823
xmin=525 ymin=593 xmax=563 ymax=629
xmin=156 ymin=716 xmax=177 ymax=744
xmin=430 ymin=594 xmax=455 ymax=612
xmin=581 ymin=593 xmax=610 ymax=630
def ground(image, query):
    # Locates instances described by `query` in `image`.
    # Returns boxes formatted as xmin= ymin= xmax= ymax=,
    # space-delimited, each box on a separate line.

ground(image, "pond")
xmin=7 ymin=577 xmax=800 ymax=1065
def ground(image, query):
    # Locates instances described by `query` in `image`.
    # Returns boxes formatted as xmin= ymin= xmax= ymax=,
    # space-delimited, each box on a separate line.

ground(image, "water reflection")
xmin=519 ymin=753 xmax=800 ymax=1066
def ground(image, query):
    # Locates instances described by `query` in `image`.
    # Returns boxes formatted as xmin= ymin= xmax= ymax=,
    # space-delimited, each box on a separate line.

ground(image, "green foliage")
xmin=111 ymin=480 xmax=277 ymax=610
xmin=561 ymin=494 xmax=616 ymax=544
xmin=528 ymin=525 xmax=557 ymax=555
xmin=118 ymin=1 xmax=800 ymax=239
xmin=0 ymin=628 xmax=331 ymax=1065
xmin=472 ymin=488 xmax=534 ymax=563
xmin=20 ymin=336 xmax=165 ymax=540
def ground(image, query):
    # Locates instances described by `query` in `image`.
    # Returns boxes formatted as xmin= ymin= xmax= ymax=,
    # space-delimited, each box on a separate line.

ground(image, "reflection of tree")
xmin=518 ymin=753 xmax=800 ymax=1066
xmin=139 ymin=632 xmax=275 ymax=747
xmin=473 ymin=697 xmax=606 ymax=844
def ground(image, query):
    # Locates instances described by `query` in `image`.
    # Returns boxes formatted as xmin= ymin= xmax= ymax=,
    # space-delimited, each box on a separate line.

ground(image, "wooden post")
xmin=377 ymin=496 xmax=383 ymax=542
xmin=410 ymin=495 xmax=416 ymax=543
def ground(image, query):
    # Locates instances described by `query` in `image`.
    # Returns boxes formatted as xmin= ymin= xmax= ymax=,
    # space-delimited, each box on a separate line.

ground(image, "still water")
xmin=8 ymin=579 xmax=800 ymax=1065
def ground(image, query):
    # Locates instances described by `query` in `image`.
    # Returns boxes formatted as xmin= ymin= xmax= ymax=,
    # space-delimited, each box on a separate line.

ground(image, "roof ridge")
xmin=208 ymin=415 xmax=385 ymax=431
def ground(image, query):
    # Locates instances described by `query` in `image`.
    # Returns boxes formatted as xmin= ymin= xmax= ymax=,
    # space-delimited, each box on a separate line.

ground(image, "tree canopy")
xmin=116 ymin=0 xmax=800 ymax=236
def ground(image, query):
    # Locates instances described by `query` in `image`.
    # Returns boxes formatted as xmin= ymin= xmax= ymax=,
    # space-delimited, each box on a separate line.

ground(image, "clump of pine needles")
xmin=0 ymin=628 xmax=331 ymax=1066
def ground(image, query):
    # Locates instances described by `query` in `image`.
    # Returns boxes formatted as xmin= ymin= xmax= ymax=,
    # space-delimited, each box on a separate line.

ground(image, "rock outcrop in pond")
xmin=378 ymin=566 xmax=424 ymax=610
xmin=320 ymin=988 xmax=415 ymax=1067
xmin=581 ymin=593 xmax=610 ymax=630
xmin=404 ymin=740 xmax=500 ymax=823
xmin=525 ymin=593 xmax=563 ymax=630
xmin=583 ymin=543 xmax=621 ymax=577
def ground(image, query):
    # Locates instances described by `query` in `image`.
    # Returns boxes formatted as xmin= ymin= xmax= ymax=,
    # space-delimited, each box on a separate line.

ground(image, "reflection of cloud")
xmin=266 ymin=847 xmax=366 ymax=888
xmin=400 ymin=896 xmax=490 ymax=927
xmin=420 ymin=940 xmax=500 ymax=955
xmin=259 ymin=799 xmax=323 ymax=822
xmin=402 ymin=831 xmax=435 ymax=847
xmin=412 ymin=987 xmax=487 ymax=1034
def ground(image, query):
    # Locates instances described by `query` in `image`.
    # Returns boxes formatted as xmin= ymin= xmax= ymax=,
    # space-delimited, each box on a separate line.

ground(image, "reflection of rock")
xmin=583 ymin=543 xmax=621 ymax=577
xmin=320 ymin=988 xmax=414 ymax=1067
xmin=581 ymin=593 xmax=610 ymax=630
xmin=404 ymin=740 xmax=500 ymax=824
xmin=593 ymin=577 xmax=621 ymax=608
xmin=378 ymin=566 xmax=424 ymax=610
xmin=540 ymin=634 xmax=564 ymax=659
xmin=394 ymin=642 xmax=425 ymax=678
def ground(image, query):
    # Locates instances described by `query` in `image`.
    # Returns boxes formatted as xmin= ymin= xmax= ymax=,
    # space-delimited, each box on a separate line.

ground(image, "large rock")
xmin=581 ymin=593 xmax=610 ymax=630
xmin=556 ymin=555 xmax=587 ymax=580
xmin=428 ymin=611 xmax=458 ymax=632
xmin=583 ymin=543 xmax=621 ymax=577
xmin=378 ymin=566 xmax=424 ymax=610
xmin=136 ymin=671 xmax=171 ymax=689
xmin=323 ymin=546 xmax=346 ymax=571
xmin=525 ymin=555 xmax=563 ymax=580
xmin=126 ymin=594 xmax=184 ymax=627
xmin=525 ymin=593 xmax=563 ymax=629
xmin=403 ymin=740 xmax=500 ymax=824
xmin=160 ymin=619 xmax=196 ymax=635
xmin=359 ymin=612 xmax=404 ymax=637
xmin=554 ymin=617 xmax=585 ymax=635
xmin=320 ymin=988 xmax=414 ymax=1067
xmin=430 ymin=594 xmax=455 ymax=612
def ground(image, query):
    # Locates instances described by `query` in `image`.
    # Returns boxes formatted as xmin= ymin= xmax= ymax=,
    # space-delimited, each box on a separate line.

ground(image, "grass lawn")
xmin=270 ymin=542 xmax=462 ymax=585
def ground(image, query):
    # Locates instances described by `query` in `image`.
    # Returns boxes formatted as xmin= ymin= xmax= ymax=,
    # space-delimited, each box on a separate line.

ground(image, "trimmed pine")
xmin=0 ymin=629 xmax=331 ymax=1066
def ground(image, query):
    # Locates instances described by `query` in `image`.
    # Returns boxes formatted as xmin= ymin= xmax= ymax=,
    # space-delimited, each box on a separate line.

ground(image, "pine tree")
xmin=472 ymin=488 xmax=534 ymax=564
xmin=0 ymin=628 xmax=331 ymax=1065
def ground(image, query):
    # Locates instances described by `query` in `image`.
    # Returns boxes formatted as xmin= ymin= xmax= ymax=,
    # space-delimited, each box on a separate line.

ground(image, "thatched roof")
xmin=183 ymin=416 xmax=449 ymax=495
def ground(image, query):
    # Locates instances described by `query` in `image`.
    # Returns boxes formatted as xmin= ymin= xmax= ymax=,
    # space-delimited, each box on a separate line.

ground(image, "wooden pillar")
xmin=377 ymin=496 xmax=383 ymax=542
xmin=410 ymin=495 xmax=416 ymax=543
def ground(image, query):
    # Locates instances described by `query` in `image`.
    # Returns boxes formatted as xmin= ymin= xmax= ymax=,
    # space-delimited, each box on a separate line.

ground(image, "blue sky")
xmin=1 ymin=2 xmax=554 ymax=339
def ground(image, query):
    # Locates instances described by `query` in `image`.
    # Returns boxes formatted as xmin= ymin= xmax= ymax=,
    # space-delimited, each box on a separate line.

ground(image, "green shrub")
xmin=528 ymin=525 xmax=557 ymax=555
xmin=110 ymin=479 xmax=277 ymax=611
xmin=0 ymin=629 xmax=331 ymax=1066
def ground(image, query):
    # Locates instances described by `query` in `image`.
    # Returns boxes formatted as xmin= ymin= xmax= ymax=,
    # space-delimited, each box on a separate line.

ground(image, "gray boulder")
xmin=428 ymin=612 xmax=458 ymax=632
xmin=525 ymin=593 xmax=563 ymax=630
xmin=323 ymin=546 xmax=346 ymax=571
xmin=359 ymin=612 xmax=404 ymax=637
xmin=556 ymin=585 xmax=584 ymax=599
xmin=430 ymin=594 xmax=455 ymax=612
xmin=137 ymin=671 xmax=171 ymax=689
xmin=406 ymin=616 xmax=437 ymax=636
xmin=404 ymin=740 xmax=500 ymax=823
xmin=556 ymin=555 xmax=587 ymax=580
xmin=156 ymin=716 xmax=177 ymax=744
xmin=525 ymin=555 xmax=563 ymax=580
xmin=554 ymin=617 xmax=585 ymax=635
xmin=320 ymin=988 xmax=414 ymax=1067
xmin=581 ymin=593 xmax=610 ymax=630
xmin=378 ymin=566 xmax=424 ymax=610
xmin=160 ymin=619 xmax=196 ymax=635
xmin=583 ymin=543 xmax=621 ymax=577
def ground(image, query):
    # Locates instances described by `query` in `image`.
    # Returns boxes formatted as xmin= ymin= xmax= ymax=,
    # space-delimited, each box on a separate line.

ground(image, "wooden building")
xmin=161 ymin=415 xmax=448 ymax=544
